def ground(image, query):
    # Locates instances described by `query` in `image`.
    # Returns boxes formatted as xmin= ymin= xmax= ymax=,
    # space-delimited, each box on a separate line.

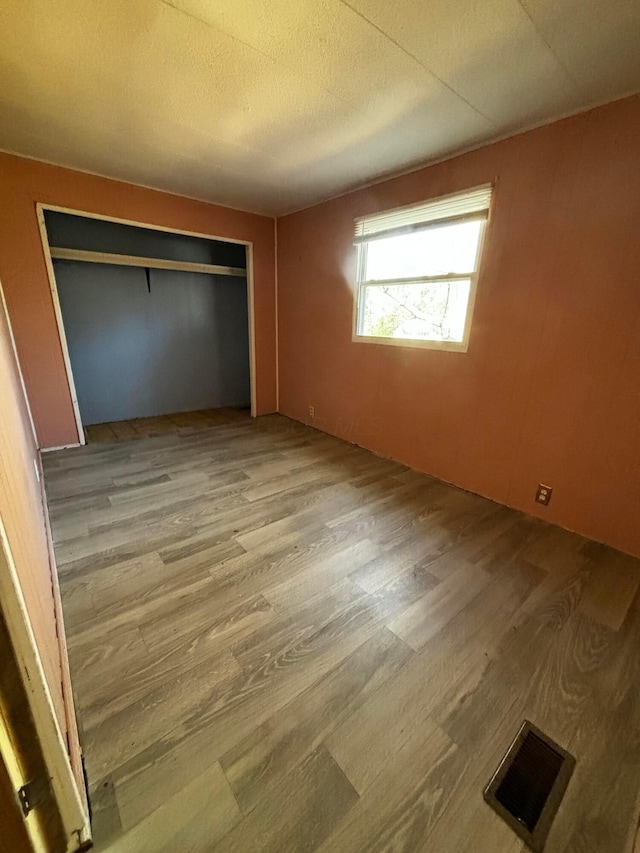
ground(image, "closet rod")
xmin=49 ymin=246 xmax=247 ymax=278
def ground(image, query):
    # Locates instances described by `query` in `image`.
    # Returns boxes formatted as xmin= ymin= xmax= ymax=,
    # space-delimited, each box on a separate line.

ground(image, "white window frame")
xmin=352 ymin=185 xmax=493 ymax=353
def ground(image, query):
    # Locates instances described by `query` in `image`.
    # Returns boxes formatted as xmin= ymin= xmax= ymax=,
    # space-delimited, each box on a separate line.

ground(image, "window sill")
xmin=352 ymin=334 xmax=469 ymax=352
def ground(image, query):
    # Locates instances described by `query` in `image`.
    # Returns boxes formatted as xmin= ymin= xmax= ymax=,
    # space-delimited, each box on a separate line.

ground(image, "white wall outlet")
xmin=308 ymin=405 xmax=315 ymax=418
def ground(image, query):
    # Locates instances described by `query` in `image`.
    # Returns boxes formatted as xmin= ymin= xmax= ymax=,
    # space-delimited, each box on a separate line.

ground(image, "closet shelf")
xmin=49 ymin=246 xmax=247 ymax=278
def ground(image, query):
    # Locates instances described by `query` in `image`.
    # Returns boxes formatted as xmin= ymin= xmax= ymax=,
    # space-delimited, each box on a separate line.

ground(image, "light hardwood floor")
xmin=83 ymin=407 xmax=251 ymax=444
xmin=42 ymin=415 xmax=640 ymax=852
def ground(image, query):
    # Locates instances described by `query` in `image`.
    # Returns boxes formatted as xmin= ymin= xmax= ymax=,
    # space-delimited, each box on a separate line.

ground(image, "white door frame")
xmin=36 ymin=203 xmax=258 ymax=447
xmin=0 ymin=516 xmax=90 ymax=851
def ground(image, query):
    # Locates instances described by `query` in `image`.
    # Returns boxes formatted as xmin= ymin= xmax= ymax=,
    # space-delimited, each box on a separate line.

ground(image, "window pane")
xmin=360 ymin=280 xmax=471 ymax=342
xmin=364 ymin=220 xmax=482 ymax=281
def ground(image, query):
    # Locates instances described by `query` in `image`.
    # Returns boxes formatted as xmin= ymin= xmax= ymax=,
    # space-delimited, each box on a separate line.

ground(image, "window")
xmin=353 ymin=185 xmax=492 ymax=351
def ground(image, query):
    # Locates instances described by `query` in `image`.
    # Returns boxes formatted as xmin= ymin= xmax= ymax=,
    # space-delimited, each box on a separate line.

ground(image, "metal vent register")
xmin=484 ymin=721 xmax=575 ymax=851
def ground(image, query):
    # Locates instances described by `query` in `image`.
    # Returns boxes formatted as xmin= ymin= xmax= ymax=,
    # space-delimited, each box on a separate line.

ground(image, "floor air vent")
xmin=484 ymin=720 xmax=575 ymax=852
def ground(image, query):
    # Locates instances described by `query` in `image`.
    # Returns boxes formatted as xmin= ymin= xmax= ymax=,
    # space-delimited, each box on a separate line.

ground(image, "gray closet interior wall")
xmin=46 ymin=212 xmax=250 ymax=425
xmin=45 ymin=211 xmax=247 ymax=266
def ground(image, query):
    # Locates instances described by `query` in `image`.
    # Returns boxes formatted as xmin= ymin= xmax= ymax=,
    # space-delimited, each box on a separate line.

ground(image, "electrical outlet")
xmin=308 ymin=405 xmax=315 ymax=418
xmin=536 ymin=484 xmax=552 ymax=506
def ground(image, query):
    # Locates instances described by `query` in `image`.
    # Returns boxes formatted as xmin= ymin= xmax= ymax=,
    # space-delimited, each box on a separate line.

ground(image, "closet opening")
xmin=37 ymin=205 xmax=256 ymax=446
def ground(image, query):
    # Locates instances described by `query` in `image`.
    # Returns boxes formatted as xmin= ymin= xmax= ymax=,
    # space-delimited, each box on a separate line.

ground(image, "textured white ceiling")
xmin=1 ymin=0 xmax=638 ymax=216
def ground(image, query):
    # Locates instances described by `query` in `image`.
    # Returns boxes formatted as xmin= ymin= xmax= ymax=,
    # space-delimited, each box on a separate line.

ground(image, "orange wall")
xmin=0 ymin=153 xmax=276 ymax=449
xmin=0 ymin=283 xmax=66 ymax=733
xmin=277 ymin=94 xmax=640 ymax=559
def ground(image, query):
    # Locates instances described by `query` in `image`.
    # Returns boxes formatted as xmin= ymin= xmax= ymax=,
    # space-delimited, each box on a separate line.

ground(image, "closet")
xmin=43 ymin=211 xmax=251 ymax=427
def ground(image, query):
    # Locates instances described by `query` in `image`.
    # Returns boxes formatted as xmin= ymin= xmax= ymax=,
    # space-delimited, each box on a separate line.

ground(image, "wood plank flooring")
xmin=42 ymin=415 xmax=640 ymax=852
xmin=84 ymin=407 xmax=250 ymax=444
